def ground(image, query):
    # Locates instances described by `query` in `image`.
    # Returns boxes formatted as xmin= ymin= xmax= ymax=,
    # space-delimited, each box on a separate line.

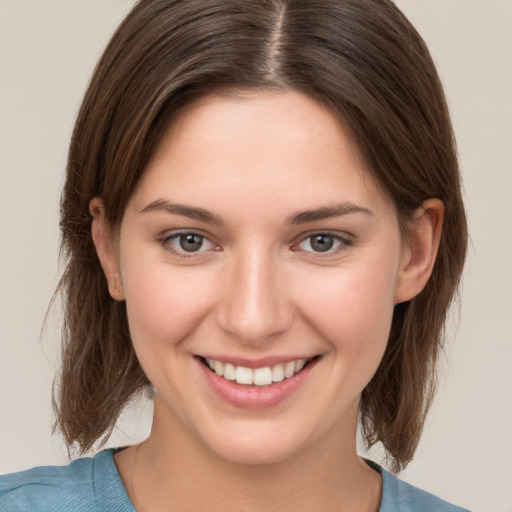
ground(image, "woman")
xmin=0 ymin=0 xmax=470 ymax=510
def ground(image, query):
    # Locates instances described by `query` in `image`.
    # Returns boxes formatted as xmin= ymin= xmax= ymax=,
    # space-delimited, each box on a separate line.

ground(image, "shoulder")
xmin=371 ymin=461 xmax=472 ymax=512
xmin=0 ymin=449 xmax=134 ymax=512
xmin=0 ymin=455 xmax=96 ymax=512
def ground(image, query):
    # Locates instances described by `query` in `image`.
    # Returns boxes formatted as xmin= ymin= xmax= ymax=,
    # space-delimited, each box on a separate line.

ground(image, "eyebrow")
xmin=140 ymin=199 xmax=373 ymax=225
xmin=140 ymin=199 xmax=225 ymax=225
xmin=286 ymin=203 xmax=374 ymax=224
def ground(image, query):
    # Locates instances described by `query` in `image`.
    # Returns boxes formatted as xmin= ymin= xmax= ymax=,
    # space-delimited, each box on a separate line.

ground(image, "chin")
xmin=193 ymin=413 xmax=328 ymax=467
xmin=207 ymin=433 xmax=304 ymax=466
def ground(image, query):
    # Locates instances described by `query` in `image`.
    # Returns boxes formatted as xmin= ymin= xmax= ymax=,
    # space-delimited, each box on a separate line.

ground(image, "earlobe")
xmin=394 ymin=198 xmax=444 ymax=304
xmin=89 ymin=197 xmax=125 ymax=301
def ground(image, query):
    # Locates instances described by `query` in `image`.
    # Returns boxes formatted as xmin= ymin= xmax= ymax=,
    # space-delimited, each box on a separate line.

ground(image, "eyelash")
xmin=157 ymin=230 xmax=353 ymax=259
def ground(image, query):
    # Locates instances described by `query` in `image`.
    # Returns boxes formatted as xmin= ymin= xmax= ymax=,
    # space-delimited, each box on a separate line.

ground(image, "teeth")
xmin=272 ymin=363 xmax=284 ymax=382
xmin=235 ymin=366 xmax=253 ymax=385
xmin=223 ymin=363 xmax=236 ymax=381
xmin=284 ymin=361 xmax=296 ymax=378
xmin=295 ymin=359 xmax=306 ymax=372
xmin=253 ymin=367 xmax=272 ymax=386
xmin=205 ymin=357 xmax=310 ymax=387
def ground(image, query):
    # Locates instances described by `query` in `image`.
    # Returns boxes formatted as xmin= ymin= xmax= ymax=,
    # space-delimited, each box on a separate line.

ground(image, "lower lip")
xmin=197 ymin=358 xmax=319 ymax=410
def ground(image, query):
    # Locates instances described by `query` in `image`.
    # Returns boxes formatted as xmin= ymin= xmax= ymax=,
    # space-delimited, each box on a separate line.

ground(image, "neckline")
xmin=101 ymin=448 xmax=393 ymax=512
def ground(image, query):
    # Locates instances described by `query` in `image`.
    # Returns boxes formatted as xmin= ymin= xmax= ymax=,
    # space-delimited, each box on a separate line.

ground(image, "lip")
xmin=196 ymin=355 xmax=320 ymax=410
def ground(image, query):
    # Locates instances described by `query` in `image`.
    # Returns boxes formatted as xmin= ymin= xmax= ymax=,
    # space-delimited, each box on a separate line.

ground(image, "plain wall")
xmin=1 ymin=2 xmax=511 ymax=511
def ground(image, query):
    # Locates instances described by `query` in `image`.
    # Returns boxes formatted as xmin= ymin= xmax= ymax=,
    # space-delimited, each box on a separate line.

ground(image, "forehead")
xmin=128 ymin=90 xmax=394 ymax=221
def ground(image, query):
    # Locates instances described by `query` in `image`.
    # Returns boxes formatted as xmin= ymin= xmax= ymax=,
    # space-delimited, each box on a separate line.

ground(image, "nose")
xmin=215 ymin=247 xmax=294 ymax=346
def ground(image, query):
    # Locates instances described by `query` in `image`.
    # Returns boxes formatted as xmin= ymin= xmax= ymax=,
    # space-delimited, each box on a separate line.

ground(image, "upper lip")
xmin=197 ymin=354 xmax=319 ymax=369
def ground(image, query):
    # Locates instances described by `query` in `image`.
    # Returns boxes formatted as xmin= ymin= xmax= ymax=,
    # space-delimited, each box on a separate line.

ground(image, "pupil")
xmin=311 ymin=234 xmax=333 ymax=252
xmin=179 ymin=234 xmax=203 ymax=252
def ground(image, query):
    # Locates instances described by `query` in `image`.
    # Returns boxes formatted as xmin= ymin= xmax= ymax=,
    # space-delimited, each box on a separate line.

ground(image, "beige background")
xmin=1 ymin=1 xmax=511 ymax=511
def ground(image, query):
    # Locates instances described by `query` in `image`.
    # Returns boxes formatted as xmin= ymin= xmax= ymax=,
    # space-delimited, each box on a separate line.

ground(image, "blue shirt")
xmin=0 ymin=449 xmax=471 ymax=511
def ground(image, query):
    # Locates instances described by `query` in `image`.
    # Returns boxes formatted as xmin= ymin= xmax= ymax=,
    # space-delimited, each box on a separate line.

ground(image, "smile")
xmin=197 ymin=355 xmax=320 ymax=409
xmin=203 ymin=358 xmax=311 ymax=387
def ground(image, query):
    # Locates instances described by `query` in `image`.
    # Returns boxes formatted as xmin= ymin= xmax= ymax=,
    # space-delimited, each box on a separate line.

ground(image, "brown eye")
xmin=179 ymin=233 xmax=204 ymax=252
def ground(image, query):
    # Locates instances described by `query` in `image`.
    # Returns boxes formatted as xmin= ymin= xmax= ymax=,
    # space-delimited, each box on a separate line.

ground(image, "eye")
xmin=297 ymin=233 xmax=349 ymax=253
xmin=160 ymin=231 xmax=216 ymax=255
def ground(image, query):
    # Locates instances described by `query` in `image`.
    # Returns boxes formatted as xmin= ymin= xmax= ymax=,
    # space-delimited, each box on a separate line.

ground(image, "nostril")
xmin=216 ymin=305 xmax=295 ymax=346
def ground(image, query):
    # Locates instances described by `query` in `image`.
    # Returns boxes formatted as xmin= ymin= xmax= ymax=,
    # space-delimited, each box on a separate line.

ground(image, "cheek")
xmin=120 ymin=257 xmax=215 ymax=352
xmin=296 ymin=253 xmax=398 ymax=366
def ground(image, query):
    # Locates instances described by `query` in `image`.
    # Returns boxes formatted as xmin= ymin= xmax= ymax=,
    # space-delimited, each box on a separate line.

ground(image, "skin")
xmin=91 ymin=90 xmax=443 ymax=511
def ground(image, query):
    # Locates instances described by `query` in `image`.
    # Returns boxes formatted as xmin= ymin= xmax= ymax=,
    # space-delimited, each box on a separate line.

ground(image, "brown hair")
xmin=55 ymin=0 xmax=467 ymax=472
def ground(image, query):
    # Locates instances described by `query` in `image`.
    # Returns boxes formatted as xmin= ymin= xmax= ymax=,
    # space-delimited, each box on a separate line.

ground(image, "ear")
xmin=89 ymin=197 xmax=125 ymax=301
xmin=394 ymin=198 xmax=444 ymax=304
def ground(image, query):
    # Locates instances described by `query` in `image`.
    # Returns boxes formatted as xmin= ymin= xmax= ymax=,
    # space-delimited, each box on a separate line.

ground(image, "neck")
xmin=115 ymin=396 xmax=382 ymax=512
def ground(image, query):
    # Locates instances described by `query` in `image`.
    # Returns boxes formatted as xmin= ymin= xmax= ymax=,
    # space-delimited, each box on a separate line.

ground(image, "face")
xmin=99 ymin=91 xmax=418 ymax=465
